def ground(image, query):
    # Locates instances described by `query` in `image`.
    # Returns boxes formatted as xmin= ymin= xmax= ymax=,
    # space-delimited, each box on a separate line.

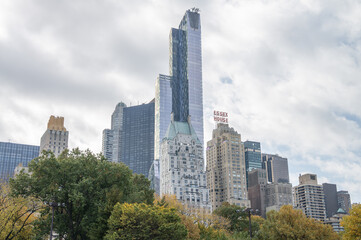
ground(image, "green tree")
xmin=0 ymin=183 xmax=42 ymax=240
xmin=257 ymin=205 xmax=339 ymax=240
xmin=341 ymin=204 xmax=361 ymax=240
xmin=105 ymin=202 xmax=188 ymax=240
xmin=10 ymin=149 xmax=154 ymax=239
xmin=213 ymin=202 xmax=249 ymax=233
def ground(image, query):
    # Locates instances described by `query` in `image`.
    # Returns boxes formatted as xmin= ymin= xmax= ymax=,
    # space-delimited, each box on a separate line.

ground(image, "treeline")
xmin=0 ymin=149 xmax=359 ymax=239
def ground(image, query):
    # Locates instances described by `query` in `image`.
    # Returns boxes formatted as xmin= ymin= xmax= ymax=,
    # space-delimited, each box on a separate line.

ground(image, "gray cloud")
xmin=1 ymin=0 xmax=361 ymax=202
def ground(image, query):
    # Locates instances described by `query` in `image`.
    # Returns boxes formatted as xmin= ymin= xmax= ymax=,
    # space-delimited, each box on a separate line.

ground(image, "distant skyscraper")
xmin=265 ymin=182 xmax=293 ymax=214
xmin=248 ymin=168 xmax=267 ymax=217
xmin=244 ymin=141 xmax=262 ymax=187
xmin=293 ymin=173 xmax=326 ymax=221
xmin=111 ymin=102 xmax=127 ymax=163
xmin=40 ymin=116 xmax=68 ymax=157
xmin=337 ymin=190 xmax=351 ymax=214
xmin=206 ymin=123 xmax=249 ymax=210
xmin=153 ymin=74 xmax=172 ymax=192
xmin=160 ymin=8 xmax=210 ymax=211
xmin=102 ymin=129 xmax=113 ymax=160
xmin=121 ymin=100 xmax=155 ymax=177
xmin=102 ymin=101 xmax=154 ymax=178
xmin=262 ymin=154 xmax=289 ymax=183
xmin=168 ymin=7 xmax=204 ymax=146
xmin=323 ymin=183 xmax=338 ymax=218
xmin=0 ymin=142 xmax=39 ymax=181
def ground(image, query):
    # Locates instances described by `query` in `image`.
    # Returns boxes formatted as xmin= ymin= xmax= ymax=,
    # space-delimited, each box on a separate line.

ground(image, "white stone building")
xmin=160 ymin=117 xmax=211 ymax=211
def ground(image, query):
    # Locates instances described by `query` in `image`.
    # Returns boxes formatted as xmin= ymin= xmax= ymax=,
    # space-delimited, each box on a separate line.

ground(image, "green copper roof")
xmin=337 ymin=208 xmax=347 ymax=214
xmin=164 ymin=121 xmax=200 ymax=144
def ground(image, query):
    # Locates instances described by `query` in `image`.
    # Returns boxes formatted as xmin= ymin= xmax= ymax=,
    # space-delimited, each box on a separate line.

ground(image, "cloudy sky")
xmin=1 ymin=0 xmax=361 ymax=202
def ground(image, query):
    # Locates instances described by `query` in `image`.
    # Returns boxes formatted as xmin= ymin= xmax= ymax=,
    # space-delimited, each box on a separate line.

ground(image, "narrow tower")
xmin=40 ymin=116 xmax=69 ymax=157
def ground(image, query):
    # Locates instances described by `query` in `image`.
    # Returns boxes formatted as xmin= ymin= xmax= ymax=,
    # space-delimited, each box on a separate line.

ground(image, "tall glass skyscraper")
xmin=102 ymin=102 xmax=126 ymax=162
xmin=103 ymin=101 xmax=154 ymax=178
xmin=244 ymin=141 xmax=262 ymax=187
xmin=160 ymin=9 xmax=210 ymax=210
xmin=0 ymin=142 xmax=39 ymax=181
xmin=169 ymin=8 xmax=204 ymax=144
xmin=121 ymin=100 xmax=155 ymax=177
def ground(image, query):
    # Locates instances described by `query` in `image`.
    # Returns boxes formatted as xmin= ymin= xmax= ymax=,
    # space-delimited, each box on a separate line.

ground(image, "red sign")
xmin=214 ymin=110 xmax=228 ymax=123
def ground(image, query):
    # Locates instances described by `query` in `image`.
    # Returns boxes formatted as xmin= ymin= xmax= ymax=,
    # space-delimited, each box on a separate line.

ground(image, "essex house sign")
xmin=213 ymin=110 xmax=228 ymax=123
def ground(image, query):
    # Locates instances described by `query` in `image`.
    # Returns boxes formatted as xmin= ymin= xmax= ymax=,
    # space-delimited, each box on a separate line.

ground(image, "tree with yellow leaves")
xmin=341 ymin=204 xmax=361 ymax=240
xmin=0 ymin=183 xmax=42 ymax=240
xmin=257 ymin=205 xmax=339 ymax=240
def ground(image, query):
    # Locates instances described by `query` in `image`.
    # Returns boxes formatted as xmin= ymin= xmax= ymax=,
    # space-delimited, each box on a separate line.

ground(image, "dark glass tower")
xmin=121 ymin=100 xmax=155 ymax=177
xmin=169 ymin=8 xmax=203 ymax=142
xmin=244 ymin=141 xmax=262 ymax=187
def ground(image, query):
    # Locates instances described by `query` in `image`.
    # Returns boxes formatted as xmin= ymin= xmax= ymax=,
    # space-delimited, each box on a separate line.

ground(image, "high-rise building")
xmin=206 ymin=123 xmax=249 ymax=210
xmin=265 ymin=182 xmax=293 ymax=214
xmin=322 ymin=183 xmax=338 ymax=218
xmin=0 ymin=142 xmax=39 ymax=181
xmin=160 ymin=9 xmax=210 ymax=211
xmin=167 ymin=7 xmax=204 ymax=146
xmin=293 ymin=173 xmax=326 ymax=221
xmin=262 ymin=154 xmax=289 ymax=183
xmin=102 ymin=101 xmax=154 ymax=178
xmin=113 ymin=102 xmax=127 ymax=162
xmin=248 ymin=168 xmax=267 ymax=217
xmin=244 ymin=141 xmax=262 ymax=187
xmin=102 ymin=129 xmax=113 ymax=160
xmin=153 ymin=74 xmax=172 ymax=192
xmin=40 ymin=116 xmax=68 ymax=157
xmin=121 ymin=100 xmax=155 ymax=177
xmin=160 ymin=118 xmax=210 ymax=210
xmin=102 ymin=102 xmax=127 ymax=162
xmin=337 ymin=190 xmax=351 ymax=214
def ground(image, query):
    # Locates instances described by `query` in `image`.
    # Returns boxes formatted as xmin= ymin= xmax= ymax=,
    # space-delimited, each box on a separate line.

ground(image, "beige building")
xmin=206 ymin=123 xmax=249 ymax=210
xmin=40 ymin=116 xmax=69 ymax=157
xmin=293 ymin=173 xmax=326 ymax=221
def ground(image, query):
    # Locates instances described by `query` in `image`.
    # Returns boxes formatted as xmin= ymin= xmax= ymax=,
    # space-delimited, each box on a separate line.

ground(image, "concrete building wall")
xmin=293 ymin=174 xmax=326 ymax=221
xmin=206 ymin=123 xmax=249 ymax=210
xmin=40 ymin=116 xmax=68 ymax=157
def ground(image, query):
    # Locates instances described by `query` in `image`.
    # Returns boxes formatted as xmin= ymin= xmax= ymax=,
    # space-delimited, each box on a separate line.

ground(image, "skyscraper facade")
xmin=323 ymin=183 xmax=338 ymax=218
xmin=262 ymin=154 xmax=289 ymax=183
xmin=293 ymin=173 xmax=326 ymax=221
xmin=102 ymin=101 xmax=154 ymax=178
xmin=160 ymin=120 xmax=210 ymax=210
xmin=40 ymin=116 xmax=68 ymax=157
xmin=168 ymin=8 xmax=204 ymax=146
xmin=248 ymin=168 xmax=267 ymax=217
xmin=337 ymin=190 xmax=351 ymax=214
xmin=0 ymin=142 xmax=39 ymax=181
xmin=153 ymin=74 xmax=172 ymax=191
xmin=111 ymin=102 xmax=127 ymax=163
xmin=121 ymin=100 xmax=155 ymax=178
xmin=244 ymin=141 xmax=262 ymax=187
xmin=206 ymin=123 xmax=249 ymax=210
xmin=102 ymin=129 xmax=113 ymax=160
xmin=265 ymin=182 xmax=293 ymax=214
xmin=160 ymin=9 xmax=210 ymax=210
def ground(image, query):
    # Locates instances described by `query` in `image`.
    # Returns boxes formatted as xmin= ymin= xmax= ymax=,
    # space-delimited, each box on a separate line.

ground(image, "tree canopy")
xmin=257 ymin=205 xmax=339 ymax=240
xmin=105 ymin=202 xmax=188 ymax=240
xmin=341 ymin=204 xmax=361 ymax=240
xmin=10 ymin=149 xmax=154 ymax=239
xmin=0 ymin=183 xmax=41 ymax=240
